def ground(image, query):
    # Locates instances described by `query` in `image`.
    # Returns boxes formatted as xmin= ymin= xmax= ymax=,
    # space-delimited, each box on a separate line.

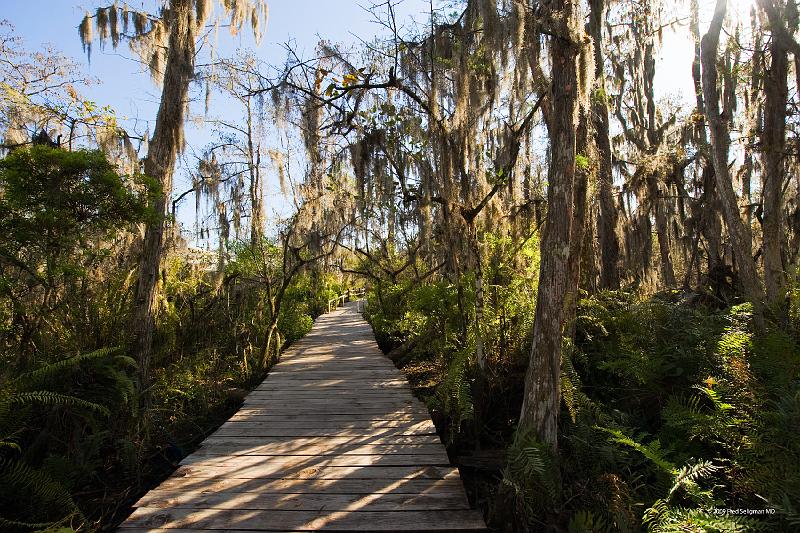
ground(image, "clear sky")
xmin=2 ymin=0 xmax=748 ymax=243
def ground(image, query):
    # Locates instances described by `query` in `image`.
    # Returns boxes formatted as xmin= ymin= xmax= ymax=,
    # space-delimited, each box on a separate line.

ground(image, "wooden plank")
xmin=234 ymin=405 xmax=424 ymax=413
xmin=180 ymin=453 xmax=448 ymax=468
xmin=173 ymin=464 xmax=459 ymax=480
xmin=219 ymin=419 xmax=434 ymax=428
xmin=195 ymin=437 xmax=444 ymax=456
xmin=122 ymin=507 xmax=487 ymax=531
xmin=239 ymin=398 xmax=420 ymax=405
xmin=244 ymin=388 xmax=414 ymax=398
xmin=211 ymin=427 xmax=436 ymax=438
xmin=231 ymin=410 xmax=428 ymax=419
xmin=277 ymin=358 xmax=390 ymax=365
xmin=200 ymin=435 xmax=442 ymax=447
xmin=250 ymin=387 xmax=415 ymax=399
xmin=235 ymin=411 xmax=430 ymax=419
xmin=268 ymin=370 xmax=401 ymax=374
xmin=192 ymin=443 xmax=448 ymax=459
xmin=226 ymin=418 xmax=432 ymax=430
xmin=228 ymin=415 xmax=429 ymax=424
xmin=153 ymin=475 xmax=467 ymax=496
xmin=268 ymin=368 xmax=398 ymax=374
xmin=135 ymin=490 xmax=470 ymax=511
xmin=237 ymin=406 xmax=429 ymax=416
xmin=254 ymin=383 xmax=411 ymax=390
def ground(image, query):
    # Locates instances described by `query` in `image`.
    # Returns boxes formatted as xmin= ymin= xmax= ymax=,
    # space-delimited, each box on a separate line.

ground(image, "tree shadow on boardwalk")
xmin=119 ymin=303 xmax=486 ymax=532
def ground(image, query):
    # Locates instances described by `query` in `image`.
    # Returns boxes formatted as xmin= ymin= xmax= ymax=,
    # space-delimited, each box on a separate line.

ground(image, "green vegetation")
xmin=366 ymin=286 xmax=800 ymax=531
xmin=0 ymin=147 xmax=343 ymax=530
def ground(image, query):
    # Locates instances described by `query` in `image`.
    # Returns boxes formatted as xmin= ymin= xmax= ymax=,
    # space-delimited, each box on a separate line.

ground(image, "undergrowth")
xmin=367 ymin=284 xmax=800 ymax=532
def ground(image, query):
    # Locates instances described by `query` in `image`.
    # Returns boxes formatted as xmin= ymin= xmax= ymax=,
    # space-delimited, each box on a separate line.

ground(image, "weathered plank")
xmin=179 ymin=453 xmax=449 ymax=468
xmin=211 ymin=427 xmax=436 ymax=438
xmin=229 ymin=411 xmax=429 ymax=421
xmin=173 ymin=464 xmax=459 ymax=480
xmin=153 ymin=476 xmax=468 ymax=496
xmin=122 ymin=507 xmax=487 ymax=531
xmin=192 ymin=445 xmax=448 ymax=460
xmin=136 ymin=490 xmax=470 ymax=511
xmin=224 ymin=419 xmax=436 ymax=431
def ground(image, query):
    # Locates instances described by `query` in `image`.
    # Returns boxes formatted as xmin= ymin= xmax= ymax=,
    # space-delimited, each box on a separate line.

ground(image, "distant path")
xmin=119 ymin=301 xmax=487 ymax=532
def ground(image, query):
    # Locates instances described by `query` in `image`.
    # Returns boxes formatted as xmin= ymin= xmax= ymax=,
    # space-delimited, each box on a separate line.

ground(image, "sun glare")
xmin=730 ymin=0 xmax=757 ymax=20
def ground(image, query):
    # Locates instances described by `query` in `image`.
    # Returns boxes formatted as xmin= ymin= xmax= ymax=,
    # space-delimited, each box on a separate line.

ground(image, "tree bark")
xmin=691 ymin=0 xmax=723 ymax=276
xmin=247 ymin=97 xmax=265 ymax=247
xmin=564 ymin=107 xmax=591 ymax=340
xmin=130 ymin=0 xmax=195 ymax=388
xmin=646 ymin=173 xmax=677 ymax=287
xmin=589 ymin=0 xmax=620 ymax=290
xmin=519 ymin=0 xmax=583 ymax=450
xmin=701 ymin=0 xmax=765 ymax=315
xmin=760 ymin=0 xmax=795 ymax=318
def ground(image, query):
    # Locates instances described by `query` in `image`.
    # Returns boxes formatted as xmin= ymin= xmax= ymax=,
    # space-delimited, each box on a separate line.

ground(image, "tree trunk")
xmin=589 ymin=0 xmax=620 ymax=290
xmin=564 ymin=107 xmax=591 ymax=340
xmin=701 ymin=165 xmax=724 ymax=275
xmin=647 ymin=173 xmax=677 ymax=287
xmin=691 ymin=0 xmax=723 ymax=276
xmin=760 ymin=0 xmax=795 ymax=318
xmin=701 ymin=0 xmax=765 ymax=315
xmin=130 ymin=0 xmax=195 ymax=388
xmin=247 ymin=97 xmax=264 ymax=247
xmin=519 ymin=0 xmax=583 ymax=450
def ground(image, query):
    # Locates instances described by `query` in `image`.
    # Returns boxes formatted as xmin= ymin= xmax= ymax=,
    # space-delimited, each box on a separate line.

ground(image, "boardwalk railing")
xmin=326 ymin=287 xmax=366 ymax=313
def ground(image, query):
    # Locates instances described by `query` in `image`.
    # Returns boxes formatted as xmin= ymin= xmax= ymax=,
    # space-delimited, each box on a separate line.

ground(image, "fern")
xmin=0 ymin=457 xmax=85 ymax=529
xmin=7 ymin=391 xmax=110 ymax=417
xmin=15 ymin=347 xmax=125 ymax=388
xmin=666 ymin=460 xmax=718 ymax=503
xmin=561 ymin=339 xmax=583 ymax=423
xmin=501 ymin=429 xmax=561 ymax=524
xmin=644 ymin=506 xmax=766 ymax=533
xmin=436 ymin=346 xmax=474 ymax=438
xmin=596 ymin=427 xmax=675 ymax=474
xmin=0 ymin=347 xmax=135 ymax=529
xmin=568 ymin=509 xmax=610 ymax=533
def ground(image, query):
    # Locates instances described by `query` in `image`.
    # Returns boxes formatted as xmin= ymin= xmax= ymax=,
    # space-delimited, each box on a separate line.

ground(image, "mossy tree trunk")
xmin=760 ymin=0 xmax=796 ymax=319
xmin=589 ymin=0 xmax=620 ymax=291
xmin=130 ymin=0 xmax=195 ymax=389
xmin=701 ymin=0 xmax=765 ymax=317
xmin=519 ymin=0 xmax=584 ymax=450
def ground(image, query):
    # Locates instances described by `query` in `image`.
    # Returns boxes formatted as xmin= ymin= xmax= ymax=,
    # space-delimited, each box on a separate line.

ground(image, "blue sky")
xmin=3 ymin=0 xmax=430 ymax=241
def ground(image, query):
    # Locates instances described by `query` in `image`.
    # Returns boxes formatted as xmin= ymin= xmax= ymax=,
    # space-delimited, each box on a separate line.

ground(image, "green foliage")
xmin=149 ymin=241 xmax=329 ymax=445
xmin=0 ymin=146 xmax=154 ymax=273
xmin=568 ymin=510 xmax=610 ymax=533
xmin=0 ymin=146 xmax=155 ymax=368
xmin=501 ymin=430 xmax=561 ymax=523
xmin=0 ymin=348 xmax=136 ymax=530
xmin=567 ymin=294 xmax=800 ymax=531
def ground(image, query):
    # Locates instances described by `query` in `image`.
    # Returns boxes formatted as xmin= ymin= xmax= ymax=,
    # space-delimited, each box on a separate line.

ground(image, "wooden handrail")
xmin=326 ymin=288 xmax=367 ymax=313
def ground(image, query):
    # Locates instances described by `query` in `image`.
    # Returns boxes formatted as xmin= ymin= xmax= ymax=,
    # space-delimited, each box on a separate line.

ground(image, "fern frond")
xmin=15 ymin=347 xmax=125 ymax=388
xmin=667 ymin=460 xmax=718 ymax=501
xmin=9 ymin=391 xmax=110 ymax=417
xmin=0 ymin=457 xmax=85 ymax=526
xmin=502 ymin=429 xmax=561 ymax=519
xmin=596 ymin=426 xmax=675 ymax=474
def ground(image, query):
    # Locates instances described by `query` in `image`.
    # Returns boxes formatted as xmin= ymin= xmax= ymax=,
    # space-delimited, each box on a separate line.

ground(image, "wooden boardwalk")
xmin=120 ymin=302 xmax=486 ymax=532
